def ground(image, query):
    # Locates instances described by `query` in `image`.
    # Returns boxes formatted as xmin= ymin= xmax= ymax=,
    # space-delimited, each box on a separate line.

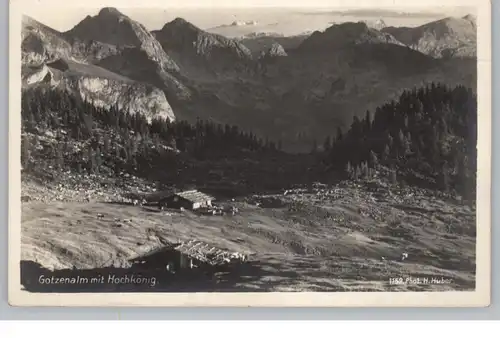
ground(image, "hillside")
xmin=252 ymin=41 xmax=475 ymax=151
xmin=321 ymin=83 xmax=477 ymax=201
xmin=382 ymin=15 xmax=477 ymax=58
xmin=20 ymin=87 xmax=293 ymax=197
xmin=21 ymin=182 xmax=475 ymax=292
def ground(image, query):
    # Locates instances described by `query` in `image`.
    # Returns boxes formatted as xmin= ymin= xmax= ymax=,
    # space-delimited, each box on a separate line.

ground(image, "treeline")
xmin=21 ymin=87 xmax=280 ymax=176
xmin=321 ymin=83 xmax=477 ymax=198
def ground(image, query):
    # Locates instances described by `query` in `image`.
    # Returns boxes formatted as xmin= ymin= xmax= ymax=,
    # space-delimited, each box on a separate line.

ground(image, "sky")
xmin=22 ymin=4 xmax=475 ymax=37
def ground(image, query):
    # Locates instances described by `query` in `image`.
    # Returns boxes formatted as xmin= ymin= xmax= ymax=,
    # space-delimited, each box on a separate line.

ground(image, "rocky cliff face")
xmin=63 ymin=76 xmax=174 ymax=121
xmin=260 ymin=43 xmax=288 ymax=59
xmin=22 ymin=15 xmax=74 ymax=65
xmin=21 ymin=14 xmax=177 ymax=122
xmin=23 ymin=59 xmax=175 ymax=121
xmin=382 ymin=15 xmax=477 ymax=58
xmin=22 ymin=64 xmax=57 ymax=86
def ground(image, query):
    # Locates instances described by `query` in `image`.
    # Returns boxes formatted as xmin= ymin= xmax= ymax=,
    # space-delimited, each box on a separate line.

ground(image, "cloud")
xmin=299 ymin=8 xmax=463 ymax=19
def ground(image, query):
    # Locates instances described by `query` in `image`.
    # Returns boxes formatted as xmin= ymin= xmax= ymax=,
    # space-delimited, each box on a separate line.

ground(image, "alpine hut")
xmin=158 ymin=190 xmax=214 ymax=210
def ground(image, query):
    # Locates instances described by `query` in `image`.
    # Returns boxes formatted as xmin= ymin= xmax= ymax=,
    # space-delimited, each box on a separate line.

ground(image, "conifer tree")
xmin=95 ymin=148 xmax=102 ymax=172
xmin=323 ymin=136 xmax=331 ymax=153
xmin=55 ymin=145 xmax=64 ymax=170
xmin=362 ymin=161 xmax=370 ymax=178
xmin=336 ymin=127 xmax=343 ymax=142
xmin=311 ymin=139 xmax=318 ymax=154
xmin=345 ymin=161 xmax=353 ymax=179
xmin=369 ymin=150 xmax=379 ymax=168
xmin=390 ymin=167 xmax=397 ymax=185
xmin=382 ymin=144 xmax=390 ymax=162
xmin=103 ymin=136 xmax=110 ymax=154
xmin=365 ymin=110 xmax=372 ymax=133
xmin=89 ymin=148 xmax=96 ymax=173
xmin=438 ymin=164 xmax=450 ymax=192
xmin=355 ymin=165 xmax=362 ymax=180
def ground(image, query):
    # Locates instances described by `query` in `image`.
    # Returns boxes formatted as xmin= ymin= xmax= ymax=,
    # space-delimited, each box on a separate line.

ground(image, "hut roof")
xmin=174 ymin=240 xmax=246 ymax=266
xmin=129 ymin=239 xmax=247 ymax=267
xmin=175 ymin=190 xmax=214 ymax=203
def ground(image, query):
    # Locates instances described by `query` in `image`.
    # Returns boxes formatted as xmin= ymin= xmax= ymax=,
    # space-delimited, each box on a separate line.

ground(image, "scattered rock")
xmin=401 ymin=252 xmax=409 ymax=261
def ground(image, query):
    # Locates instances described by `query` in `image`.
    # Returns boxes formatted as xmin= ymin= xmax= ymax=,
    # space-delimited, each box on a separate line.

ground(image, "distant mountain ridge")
xmin=63 ymin=8 xmax=193 ymax=103
xmin=297 ymin=22 xmax=404 ymax=52
xmin=382 ymin=15 xmax=477 ymax=58
xmin=152 ymin=17 xmax=253 ymax=74
xmin=65 ymin=7 xmax=180 ymax=72
xmin=21 ymin=9 xmax=477 ymax=152
xmin=239 ymin=32 xmax=311 ymax=57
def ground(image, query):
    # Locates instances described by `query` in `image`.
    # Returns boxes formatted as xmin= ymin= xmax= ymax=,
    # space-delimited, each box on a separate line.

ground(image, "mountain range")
xmin=21 ymin=7 xmax=477 ymax=152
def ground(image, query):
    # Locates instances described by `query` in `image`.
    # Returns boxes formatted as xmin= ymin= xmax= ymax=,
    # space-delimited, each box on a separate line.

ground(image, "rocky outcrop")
xmin=68 ymin=38 xmax=122 ymax=64
xmin=63 ymin=76 xmax=175 ymax=121
xmin=260 ymin=43 xmax=287 ymax=58
xmin=22 ymin=64 xmax=58 ymax=86
xmin=363 ymin=19 xmax=387 ymax=31
xmin=22 ymin=55 xmax=176 ymax=121
xmin=22 ymin=15 xmax=74 ymax=65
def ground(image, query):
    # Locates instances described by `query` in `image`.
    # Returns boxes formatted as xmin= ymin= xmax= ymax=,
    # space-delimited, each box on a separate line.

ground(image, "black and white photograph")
xmin=8 ymin=0 xmax=491 ymax=306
